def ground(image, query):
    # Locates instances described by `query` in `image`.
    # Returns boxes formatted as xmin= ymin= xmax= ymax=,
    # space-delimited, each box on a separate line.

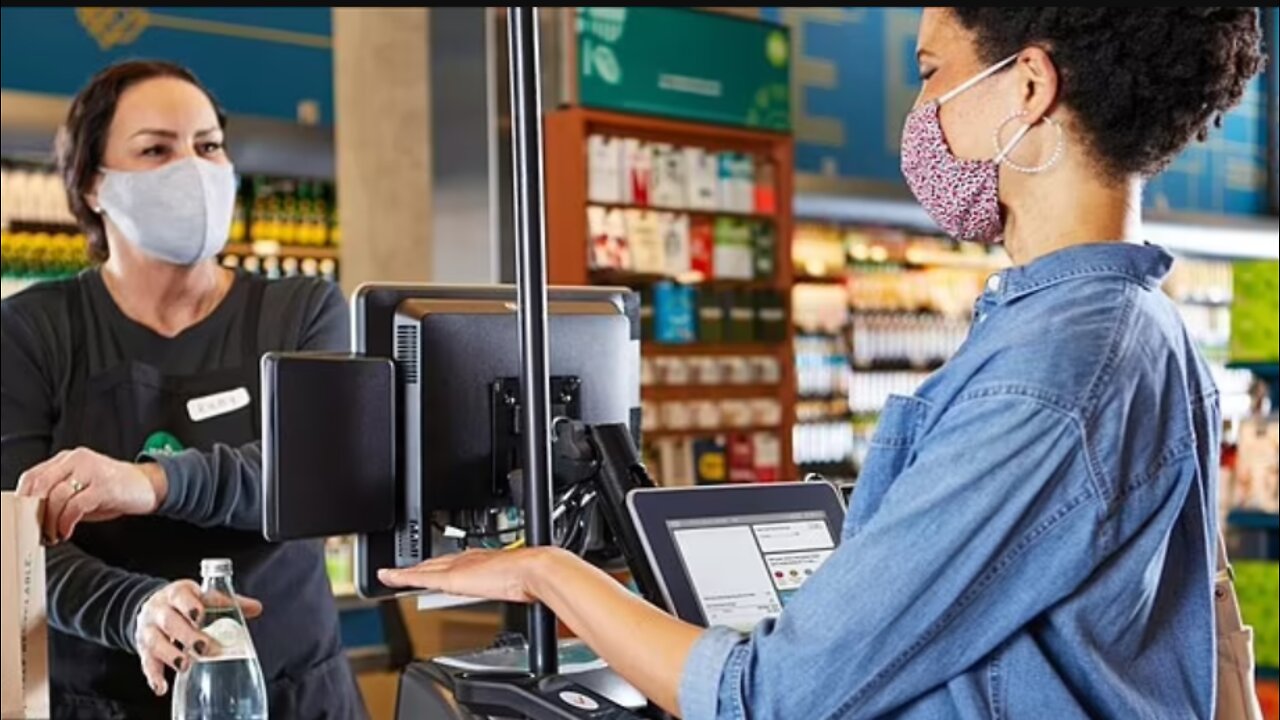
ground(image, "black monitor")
xmin=349 ymin=284 xmax=641 ymax=599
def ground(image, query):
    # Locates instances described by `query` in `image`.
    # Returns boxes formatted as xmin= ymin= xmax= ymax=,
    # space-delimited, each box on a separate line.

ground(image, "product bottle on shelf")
xmin=171 ymin=558 xmax=268 ymax=720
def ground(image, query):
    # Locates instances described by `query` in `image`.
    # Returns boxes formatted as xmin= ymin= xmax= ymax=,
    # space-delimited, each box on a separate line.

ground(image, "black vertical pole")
xmin=506 ymin=6 xmax=558 ymax=677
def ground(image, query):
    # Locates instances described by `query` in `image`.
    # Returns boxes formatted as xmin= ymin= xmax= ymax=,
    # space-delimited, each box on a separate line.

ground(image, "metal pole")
xmin=506 ymin=5 xmax=558 ymax=677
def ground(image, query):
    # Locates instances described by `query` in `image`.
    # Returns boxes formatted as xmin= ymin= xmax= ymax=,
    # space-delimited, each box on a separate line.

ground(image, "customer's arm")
xmin=385 ymin=392 xmax=1173 ymax=720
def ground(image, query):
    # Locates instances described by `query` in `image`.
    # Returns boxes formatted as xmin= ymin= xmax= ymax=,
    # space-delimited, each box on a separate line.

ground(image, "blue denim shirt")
xmin=679 ymin=243 xmax=1220 ymax=719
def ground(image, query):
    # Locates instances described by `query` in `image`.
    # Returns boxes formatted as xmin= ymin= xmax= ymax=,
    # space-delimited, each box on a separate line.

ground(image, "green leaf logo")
xmin=766 ymin=30 xmax=789 ymax=69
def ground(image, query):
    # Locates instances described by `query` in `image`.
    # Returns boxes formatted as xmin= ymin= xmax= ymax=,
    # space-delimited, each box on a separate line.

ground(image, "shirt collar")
xmin=983 ymin=242 xmax=1174 ymax=305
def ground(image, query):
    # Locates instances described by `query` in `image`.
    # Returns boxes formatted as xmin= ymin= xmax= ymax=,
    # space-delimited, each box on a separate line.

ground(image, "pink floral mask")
xmin=901 ymin=55 xmax=1023 ymax=244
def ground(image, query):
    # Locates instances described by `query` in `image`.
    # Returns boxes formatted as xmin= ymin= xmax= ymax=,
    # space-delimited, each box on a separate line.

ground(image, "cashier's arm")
xmin=379 ymin=547 xmax=700 ymax=716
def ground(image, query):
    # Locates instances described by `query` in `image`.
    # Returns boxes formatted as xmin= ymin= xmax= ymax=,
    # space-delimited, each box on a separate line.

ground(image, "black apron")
xmin=48 ymin=273 xmax=365 ymax=720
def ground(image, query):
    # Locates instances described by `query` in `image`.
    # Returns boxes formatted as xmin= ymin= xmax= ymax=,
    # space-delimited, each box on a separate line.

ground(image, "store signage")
xmin=576 ymin=8 xmax=791 ymax=132
xmin=0 ymin=8 xmax=332 ymax=124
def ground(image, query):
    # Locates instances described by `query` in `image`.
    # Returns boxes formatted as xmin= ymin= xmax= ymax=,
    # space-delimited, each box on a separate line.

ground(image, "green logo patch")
xmin=142 ymin=431 xmax=184 ymax=457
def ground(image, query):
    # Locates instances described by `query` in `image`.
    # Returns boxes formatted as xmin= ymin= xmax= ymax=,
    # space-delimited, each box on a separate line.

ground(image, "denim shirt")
xmin=679 ymin=243 xmax=1220 ymax=720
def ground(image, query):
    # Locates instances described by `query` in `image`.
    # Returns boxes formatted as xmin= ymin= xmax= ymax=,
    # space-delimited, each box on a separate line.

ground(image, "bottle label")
xmin=203 ymin=617 xmax=255 ymax=661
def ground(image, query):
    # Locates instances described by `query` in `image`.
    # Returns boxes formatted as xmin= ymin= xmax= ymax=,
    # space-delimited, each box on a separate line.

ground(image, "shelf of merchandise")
xmin=642 ymin=425 xmax=780 ymax=441
xmin=1230 ymin=511 xmax=1280 ymax=534
xmin=544 ymin=106 xmax=796 ymax=482
xmin=642 ymin=384 xmax=782 ymax=402
xmin=222 ymin=242 xmax=340 ymax=261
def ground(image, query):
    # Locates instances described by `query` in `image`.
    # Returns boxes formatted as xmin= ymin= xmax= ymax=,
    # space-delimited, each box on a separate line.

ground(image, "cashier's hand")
xmin=135 ymin=580 xmax=263 ymax=696
xmin=378 ymin=548 xmax=548 ymax=603
xmin=16 ymin=447 xmax=168 ymax=543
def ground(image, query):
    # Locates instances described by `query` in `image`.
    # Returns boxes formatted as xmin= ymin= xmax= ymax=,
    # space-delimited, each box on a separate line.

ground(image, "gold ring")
xmin=69 ymin=479 xmax=85 ymax=494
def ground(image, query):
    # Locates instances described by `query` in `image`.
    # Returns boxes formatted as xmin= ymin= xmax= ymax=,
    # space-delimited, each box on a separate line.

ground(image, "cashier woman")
xmin=378 ymin=9 xmax=1267 ymax=720
xmin=1 ymin=62 xmax=364 ymax=718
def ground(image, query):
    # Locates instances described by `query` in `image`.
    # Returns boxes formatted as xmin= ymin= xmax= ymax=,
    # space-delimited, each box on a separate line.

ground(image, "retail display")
xmin=0 ymin=161 xmax=343 ymax=295
xmin=172 ymin=559 xmax=267 ymax=720
xmin=546 ymin=107 xmax=796 ymax=484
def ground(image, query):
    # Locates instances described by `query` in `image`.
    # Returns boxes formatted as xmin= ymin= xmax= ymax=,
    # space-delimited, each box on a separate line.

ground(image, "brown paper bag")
xmin=1 ymin=493 xmax=49 ymax=720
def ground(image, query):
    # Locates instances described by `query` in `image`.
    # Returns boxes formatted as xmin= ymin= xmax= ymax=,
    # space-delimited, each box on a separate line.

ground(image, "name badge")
xmin=187 ymin=387 xmax=251 ymax=423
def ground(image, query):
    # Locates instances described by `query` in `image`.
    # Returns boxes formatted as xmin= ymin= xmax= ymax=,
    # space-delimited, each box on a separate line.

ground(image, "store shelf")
xmin=223 ymin=242 xmax=339 ymax=260
xmin=1258 ymin=666 xmax=1279 ymax=682
xmin=852 ymin=359 xmax=947 ymax=373
xmin=589 ymin=201 xmax=776 ymax=224
xmin=795 ymin=274 xmax=848 ymax=285
xmin=590 ymin=270 xmax=775 ymax=291
xmin=6 ymin=220 xmax=82 ymax=236
xmin=643 ymin=425 xmax=779 ymax=440
xmin=1229 ymin=511 xmax=1280 ymax=533
xmin=643 ymin=383 xmax=782 ymax=401
xmin=643 ymin=341 xmax=786 ymax=357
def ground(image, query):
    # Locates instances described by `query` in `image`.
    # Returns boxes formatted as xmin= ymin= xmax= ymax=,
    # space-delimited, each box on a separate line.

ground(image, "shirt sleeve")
xmin=151 ymin=280 xmax=349 ymax=531
xmin=2 ymin=297 xmax=165 ymax=653
xmin=679 ymin=392 xmax=1112 ymax=720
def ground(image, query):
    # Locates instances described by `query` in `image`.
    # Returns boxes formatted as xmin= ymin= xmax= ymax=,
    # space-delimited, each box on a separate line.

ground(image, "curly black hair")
xmin=951 ymin=7 xmax=1266 ymax=179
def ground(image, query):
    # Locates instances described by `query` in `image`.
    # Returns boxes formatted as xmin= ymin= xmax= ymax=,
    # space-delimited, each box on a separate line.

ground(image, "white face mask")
xmin=96 ymin=157 xmax=236 ymax=265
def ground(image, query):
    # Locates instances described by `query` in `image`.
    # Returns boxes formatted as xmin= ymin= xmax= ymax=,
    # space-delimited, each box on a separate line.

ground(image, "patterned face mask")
xmin=900 ymin=54 xmax=1024 ymax=244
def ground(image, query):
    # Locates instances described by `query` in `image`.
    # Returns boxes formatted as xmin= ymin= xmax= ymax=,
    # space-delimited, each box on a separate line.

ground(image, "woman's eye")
xmin=919 ymin=67 xmax=937 ymax=82
xmin=140 ymin=145 xmax=168 ymax=158
xmin=199 ymin=142 xmax=225 ymax=154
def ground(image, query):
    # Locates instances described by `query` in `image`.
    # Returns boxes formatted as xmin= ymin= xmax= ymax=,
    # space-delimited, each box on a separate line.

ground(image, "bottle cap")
xmin=201 ymin=558 xmax=233 ymax=578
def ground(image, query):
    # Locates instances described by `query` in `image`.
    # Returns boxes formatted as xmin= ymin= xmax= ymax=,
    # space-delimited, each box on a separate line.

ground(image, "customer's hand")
xmin=16 ymin=447 xmax=168 ymax=543
xmin=378 ymin=547 xmax=559 ymax=603
xmin=135 ymin=580 xmax=263 ymax=696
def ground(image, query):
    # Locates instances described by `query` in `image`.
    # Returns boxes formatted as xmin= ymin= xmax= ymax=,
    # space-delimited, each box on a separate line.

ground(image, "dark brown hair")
xmin=951 ymin=8 xmax=1266 ymax=180
xmin=55 ymin=60 xmax=227 ymax=262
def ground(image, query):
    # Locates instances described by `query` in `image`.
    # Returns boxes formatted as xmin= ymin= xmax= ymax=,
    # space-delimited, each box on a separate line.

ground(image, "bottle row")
xmin=643 ymin=431 xmax=783 ymax=487
xmin=641 ymin=398 xmax=783 ymax=433
xmin=589 ymin=206 xmax=775 ymax=280
xmin=794 ymin=420 xmax=857 ymax=470
xmin=850 ymin=313 xmax=969 ymax=370
xmin=1164 ymin=258 xmax=1234 ymax=305
xmin=792 ymin=222 xmax=1004 ymax=278
xmin=235 ymin=175 xmax=340 ymax=248
xmin=642 ymin=286 xmax=787 ymax=345
xmin=1 ymin=164 xmax=74 ymax=228
xmin=218 ymin=251 xmax=339 ymax=283
xmin=1 ymin=231 xmax=90 ymax=277
xmin=795 ymin=334 xmax=850 ymax=400
xmin=587 ymin=135 xmax=776 ymax=215
xmin=642 ymin=354 xmax=782 ymax=388
xmin=847 ymin=372 xmax=933 ymax=415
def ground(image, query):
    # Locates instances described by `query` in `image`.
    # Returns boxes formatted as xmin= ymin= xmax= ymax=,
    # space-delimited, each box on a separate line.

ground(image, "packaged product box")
xmin=587 ymin=206 xmax=630 ymax=271
xmin=715 ymin=152 xmax=756 ymax=213
xmin=713 ymin=218 xmax=754 ymax=280
xmin=716 ymin=151 xmax=737 ymax=212
xmin=755 ymin=291 xmax=788 ymax=344
xmin=689 ymin=217 xmax=716 ymax=279
xmin=653 ymin=282 xmax=696 ymax=344
xmin=638 ymin=287 xmax=655 ymax=342
xmin=625 ymin=209 xmax=665 ymax=274
xmin=725 ymin=290 xmax=756 ymax=343
xmin=693 ymin=437 xmax=728 ymax=484
xmin=660 ymin=212 xmax=691 ymax=278
xmin=754 ymin=160 xmax=777 ymax=215
xmin=650 ymin=143 xmax=688 ymax=209
xmin=752 ymin=222 xmax=777 ymax=280
xmin=684 ymin=147 xmax=719 ymax=211
xmin=726 ymin=433 xmax=757 ymax=483
xmin=697 ymin=288 xmax=726 ymax=344
xmin=691 ymin=401 xmax=722 ymax=430
xmin=752 ymin=433 xmax=781 ymax=483
xmin=587 ymin=134 xmax=624 ymax=204
xmin=1 ymin=493 xmax=50 ymax=720
xmin=622 ymin=139 xmax=653 ymax=207
xmin=659 ymin=438 xmax=696 ymax=488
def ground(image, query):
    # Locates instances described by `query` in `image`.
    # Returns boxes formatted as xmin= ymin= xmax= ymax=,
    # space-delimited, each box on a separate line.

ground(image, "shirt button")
xmin=986 ymin=274 xmax=1002 ymax=293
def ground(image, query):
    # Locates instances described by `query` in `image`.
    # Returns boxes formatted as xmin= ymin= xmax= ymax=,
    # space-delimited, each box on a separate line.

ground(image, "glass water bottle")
xmin=172 ymin=559 xmax=268 ymax=720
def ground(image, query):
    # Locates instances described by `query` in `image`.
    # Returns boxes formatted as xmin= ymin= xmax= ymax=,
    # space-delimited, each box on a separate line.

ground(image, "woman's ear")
xmin=84 ymin=172 xmax=104 ymax=215
xmin=1015 ymin=46 xmax=1059 ymax=125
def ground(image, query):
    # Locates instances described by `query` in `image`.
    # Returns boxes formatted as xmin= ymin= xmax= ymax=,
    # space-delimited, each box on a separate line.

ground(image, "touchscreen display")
xmin=668 ymin=511 xmax=835 ymax=632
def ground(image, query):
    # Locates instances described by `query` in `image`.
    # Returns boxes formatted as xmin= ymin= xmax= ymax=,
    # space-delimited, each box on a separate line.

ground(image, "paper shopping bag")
xmin=1 ymin=493 xmax=49 ymax=720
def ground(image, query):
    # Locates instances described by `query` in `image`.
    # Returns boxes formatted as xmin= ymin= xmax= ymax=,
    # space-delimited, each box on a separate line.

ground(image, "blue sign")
xmin=766 ymin=7 xmax=1274 ymax=218
xmin=0 ymin=8 xmax=332 ymax=124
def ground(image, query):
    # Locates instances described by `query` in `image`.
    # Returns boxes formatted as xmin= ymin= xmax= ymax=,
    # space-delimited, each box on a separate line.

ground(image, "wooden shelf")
xmin=643 ymin=383 xmax=782 ymax=401
xmin=591 ymin=270 xmax=776 ymax=291
xmin=852 ymin=359 xmax=947 ymax=373
xmin=643 ymin=341 xmax=787 ymax=357
xmin=643 ymin=425 xmax=780 ymax=440
xmin=588 ymin=201 xmax=776 ymax=224
xmin=794 ymin=274 xmax=848 ymax=285
xmin=223 ymin=242 xmax=339 ymax=260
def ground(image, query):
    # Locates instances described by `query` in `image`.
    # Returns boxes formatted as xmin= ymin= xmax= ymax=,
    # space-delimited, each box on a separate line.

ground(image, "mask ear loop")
xmin=937 ymin=53 xmax=1020 ymax=105
xmin=994 ymin=109 xmax=1065 ymax=174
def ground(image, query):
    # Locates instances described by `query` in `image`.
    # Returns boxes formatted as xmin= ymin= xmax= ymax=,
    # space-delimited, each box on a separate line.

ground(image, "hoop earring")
xmin=993 ymin=109 xmax=1065 ymax=174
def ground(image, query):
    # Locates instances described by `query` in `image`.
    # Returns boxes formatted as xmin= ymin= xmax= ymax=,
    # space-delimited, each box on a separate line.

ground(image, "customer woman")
xmin=377 ymin=8 xmax=1266 ymax=719
xmin=2 ymin=61 xmax=363 ymax=719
